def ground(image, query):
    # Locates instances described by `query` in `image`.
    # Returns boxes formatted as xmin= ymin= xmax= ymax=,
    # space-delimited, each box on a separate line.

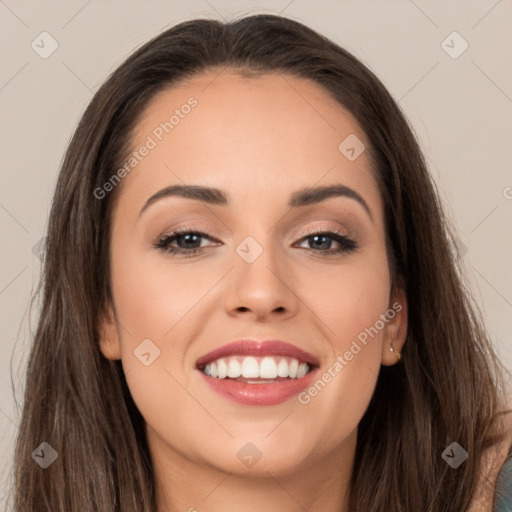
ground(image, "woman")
xmin=11 ymin=13 xmax=512 ymax=511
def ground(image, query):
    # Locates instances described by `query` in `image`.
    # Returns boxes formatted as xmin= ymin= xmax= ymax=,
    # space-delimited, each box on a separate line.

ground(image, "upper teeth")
xmin=202 ymin=356 xmax=310 ymax=379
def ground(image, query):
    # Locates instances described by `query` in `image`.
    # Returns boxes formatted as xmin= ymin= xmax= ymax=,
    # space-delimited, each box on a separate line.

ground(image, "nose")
xmin=224 ymin=238 xmax=300 ymax=322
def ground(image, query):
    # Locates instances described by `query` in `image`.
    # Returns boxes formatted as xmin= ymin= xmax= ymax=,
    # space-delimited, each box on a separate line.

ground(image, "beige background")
xmin=1 ymin=0 xmax=511 ymax=507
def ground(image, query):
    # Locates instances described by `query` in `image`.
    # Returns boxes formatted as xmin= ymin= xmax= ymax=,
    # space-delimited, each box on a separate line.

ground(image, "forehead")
xmin=134 ymin=69 xmax=364 ymax=151
xmin=116 ymin=70 xmax=383 ymax=221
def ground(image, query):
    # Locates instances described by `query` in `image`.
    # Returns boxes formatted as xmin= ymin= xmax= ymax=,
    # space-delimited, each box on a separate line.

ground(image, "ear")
xmin=97 ymin=303 xmax=122 ymax=361
xmin=381 ymin=286 xmax=407 ymax=366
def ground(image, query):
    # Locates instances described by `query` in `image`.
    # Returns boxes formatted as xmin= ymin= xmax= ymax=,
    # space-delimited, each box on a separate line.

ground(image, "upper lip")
xmin=195 ymin=339 xmax=321 ymax=368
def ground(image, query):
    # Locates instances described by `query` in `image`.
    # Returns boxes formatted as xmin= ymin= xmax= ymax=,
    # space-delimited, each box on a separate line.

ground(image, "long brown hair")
xmin=11 ymin=14 xmax=510 ymax=511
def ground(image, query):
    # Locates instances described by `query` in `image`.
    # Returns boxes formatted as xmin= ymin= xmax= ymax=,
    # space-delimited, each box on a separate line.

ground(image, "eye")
xmin=153 ymin=228 xmax=219 ymax=257
xmin=294 ymin=228 xmax=358 ymax=257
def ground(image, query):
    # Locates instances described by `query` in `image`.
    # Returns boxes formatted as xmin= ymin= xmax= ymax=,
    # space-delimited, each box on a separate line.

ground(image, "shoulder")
xmin=494 ymin=453 xmax=512 ymax=511
xmin=467 ymin=407 xmax=512 ymax=512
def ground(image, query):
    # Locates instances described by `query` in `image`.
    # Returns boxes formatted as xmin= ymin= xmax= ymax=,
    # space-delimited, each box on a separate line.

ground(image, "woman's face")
xmin=99 ymin=70 xmax=407 ymax=481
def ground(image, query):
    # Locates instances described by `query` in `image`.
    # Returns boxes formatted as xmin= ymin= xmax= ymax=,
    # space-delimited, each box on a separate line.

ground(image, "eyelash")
xmin=153 ymin=226 xmax=358 ymax=258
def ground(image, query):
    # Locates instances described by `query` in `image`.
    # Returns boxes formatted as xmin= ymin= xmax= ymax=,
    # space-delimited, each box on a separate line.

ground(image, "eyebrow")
xmin=137 ymin=183 xmax=373 ymax=221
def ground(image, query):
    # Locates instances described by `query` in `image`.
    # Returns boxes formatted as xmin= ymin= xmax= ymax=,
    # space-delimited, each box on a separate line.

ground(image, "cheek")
xmin=296 ymin=251 xmax=390 ymax=419
xmin=109 ymin=243 xmax=215 ymax=452
xmin=303 ymin=250 xmax=391 ymax=349
xmin=110 ymin=241 xmax=219 ymax=346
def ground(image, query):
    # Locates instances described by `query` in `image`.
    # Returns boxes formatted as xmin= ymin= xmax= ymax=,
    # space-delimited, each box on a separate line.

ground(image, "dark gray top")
xmin=494 ymin=454 xmax=512 ymax=511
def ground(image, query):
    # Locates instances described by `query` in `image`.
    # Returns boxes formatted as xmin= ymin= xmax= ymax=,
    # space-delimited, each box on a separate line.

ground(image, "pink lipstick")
xmin=196 ymin=339 xmax=320 ymax=406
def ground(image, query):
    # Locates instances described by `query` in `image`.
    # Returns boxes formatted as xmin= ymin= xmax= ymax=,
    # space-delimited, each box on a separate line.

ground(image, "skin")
xmin=98 ymin=70 xmax=408 ymax=512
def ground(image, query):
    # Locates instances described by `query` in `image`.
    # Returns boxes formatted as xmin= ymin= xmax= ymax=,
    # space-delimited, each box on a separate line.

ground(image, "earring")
xmin=389 ymin=343 xmax=402 ymax=360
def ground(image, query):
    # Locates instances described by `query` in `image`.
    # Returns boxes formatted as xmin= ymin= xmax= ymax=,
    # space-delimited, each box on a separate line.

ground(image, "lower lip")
xmin=198 ymin=367 xmax=319 ymax=406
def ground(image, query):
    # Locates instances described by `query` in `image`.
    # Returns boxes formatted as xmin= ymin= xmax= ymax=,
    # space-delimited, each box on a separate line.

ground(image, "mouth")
xmin=195 ymin=339 xmax=320 ymax=406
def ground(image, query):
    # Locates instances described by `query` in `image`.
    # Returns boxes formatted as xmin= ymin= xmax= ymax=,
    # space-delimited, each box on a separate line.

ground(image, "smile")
xmin=195 ymin=339 xmax=320 ymax=406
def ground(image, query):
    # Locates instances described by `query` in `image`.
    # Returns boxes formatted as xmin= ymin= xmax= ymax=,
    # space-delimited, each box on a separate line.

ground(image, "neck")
xmin=150 ymin=428 xmax=357 ymax=512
